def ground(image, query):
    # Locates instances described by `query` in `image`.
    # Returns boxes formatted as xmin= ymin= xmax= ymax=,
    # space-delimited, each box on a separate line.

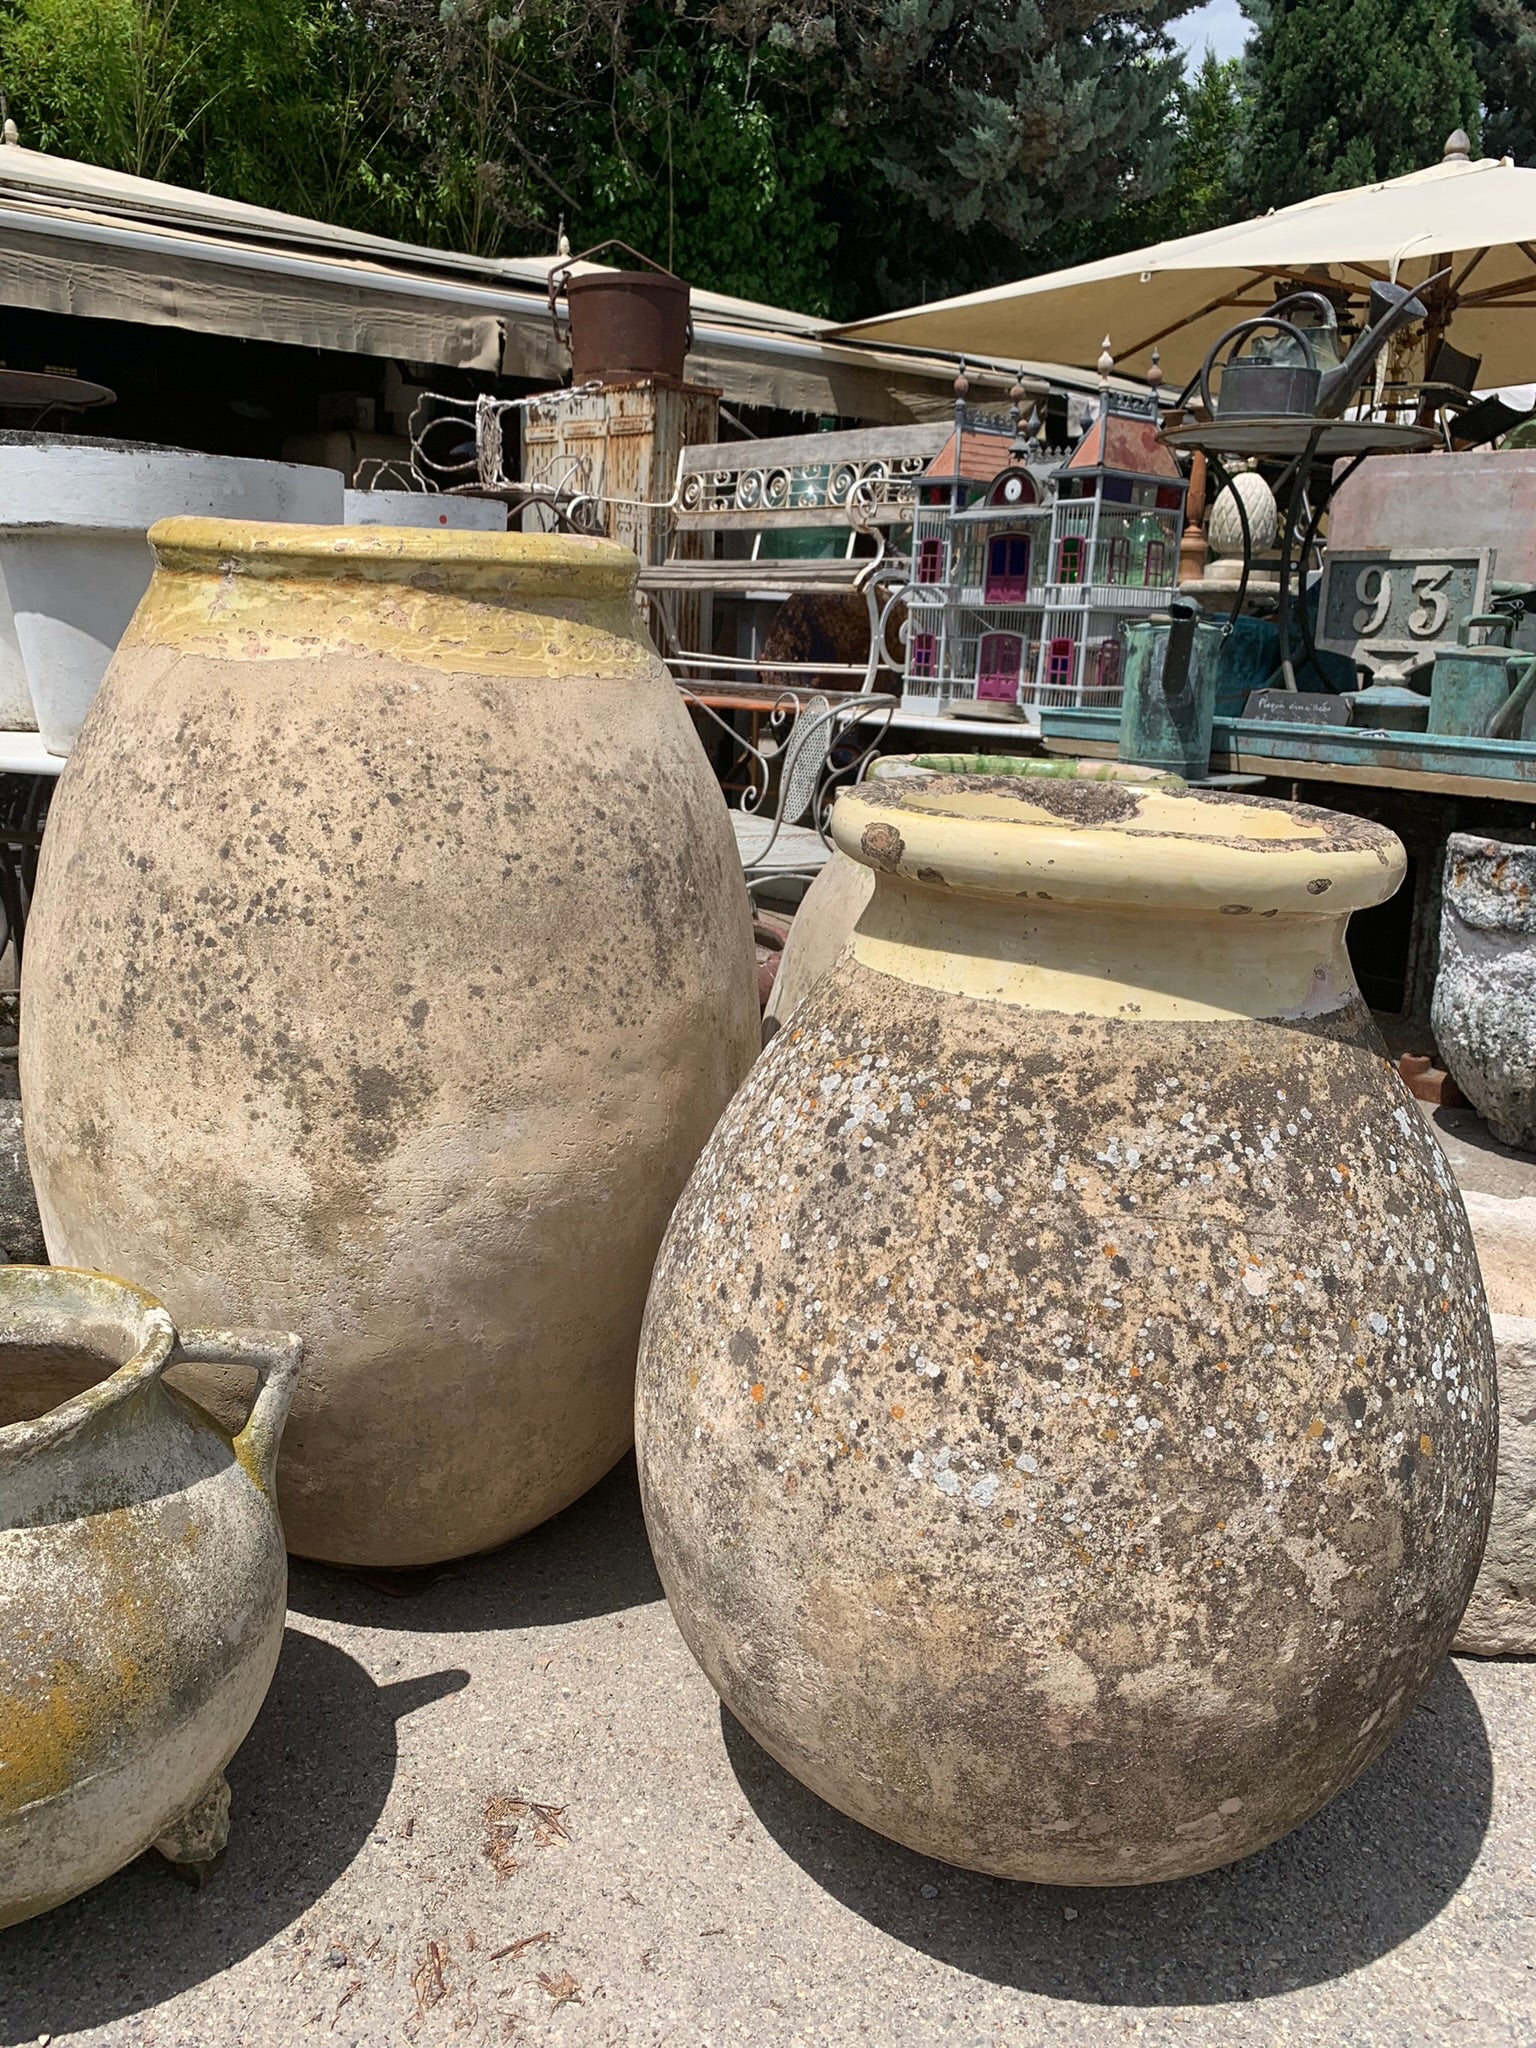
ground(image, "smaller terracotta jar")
xmin=0 ymin=1267 xmax=299 ymax=1926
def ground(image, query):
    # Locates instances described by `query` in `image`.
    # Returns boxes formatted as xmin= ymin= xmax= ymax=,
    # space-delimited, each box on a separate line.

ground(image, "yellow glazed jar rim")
xmin=833 ymin=775 xmax=1405 ymax=918
xmin=147 ymin=517 xmax=641 ymax=598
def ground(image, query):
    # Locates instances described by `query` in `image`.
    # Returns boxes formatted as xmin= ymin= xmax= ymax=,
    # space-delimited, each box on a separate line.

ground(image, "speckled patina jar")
xmin=22 ymin=519 xmax=758 ymax=1567
xmin=637 ymin=776 xmax=1497 ymax=1885
xmin=0 ymin=1265 xmax=298 ymax=1925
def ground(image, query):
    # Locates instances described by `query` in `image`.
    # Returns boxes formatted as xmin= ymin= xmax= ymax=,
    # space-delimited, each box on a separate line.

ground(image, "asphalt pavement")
xmin=2 ymin=1457 xmax=1532 ymax=2048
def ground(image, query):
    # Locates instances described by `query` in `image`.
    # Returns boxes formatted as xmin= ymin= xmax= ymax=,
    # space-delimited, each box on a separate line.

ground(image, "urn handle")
xmin=173 ymin=1327 xmax=304 ymax=1494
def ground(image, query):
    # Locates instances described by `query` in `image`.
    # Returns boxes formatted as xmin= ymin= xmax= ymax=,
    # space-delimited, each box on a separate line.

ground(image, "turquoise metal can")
xmin=1430 ymin=614 xmax=1536 ymax=740
xmin=1118 ymin=601 xmax=1225 ymax=779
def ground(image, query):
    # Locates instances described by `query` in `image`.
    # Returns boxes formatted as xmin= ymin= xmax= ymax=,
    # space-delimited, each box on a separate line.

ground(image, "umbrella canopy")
xmin=831 ymin=141 xmax=1536 ymax=392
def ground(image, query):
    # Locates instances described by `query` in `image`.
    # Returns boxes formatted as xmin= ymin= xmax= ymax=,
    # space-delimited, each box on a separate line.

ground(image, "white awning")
xmin=832 ymin=148 xmax=1536 ymax=389
xmin=0 ymin=144 xmax=1110 ymax=421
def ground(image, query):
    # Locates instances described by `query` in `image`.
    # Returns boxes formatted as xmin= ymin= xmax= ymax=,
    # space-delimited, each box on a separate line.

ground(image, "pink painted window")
xmin=1046 ymin=637 xmax=1075 ymax=691
xmin=1143 ymin=536 xmax=1168 ymax=585
xmin=1055 ymin=534 xmax=1085 ymax=584
xmin=916 ymin=536 xmax=945 ymax=583
xmin=977 ymin=632 xmax=1023 ymax=701
xmin=1095 ymin=638 xmax=1122 ymax=693
xmin=984 ymin=533 xmax=1031 ymax=603
xmin=910 ymin=632 xmax=937 ymax=680
xmin=1104 ymin=534 xmax=1130 ymax=583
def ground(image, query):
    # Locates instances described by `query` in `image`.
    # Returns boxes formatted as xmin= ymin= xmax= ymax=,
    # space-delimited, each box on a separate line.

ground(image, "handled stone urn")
xmin=0 ymin=1265 xmax=299 ymax=1926
xmin=638 ymin=776 xmax=1497 ymax=1885
xmin=22 ymin=520 xmax=758 ymax=1568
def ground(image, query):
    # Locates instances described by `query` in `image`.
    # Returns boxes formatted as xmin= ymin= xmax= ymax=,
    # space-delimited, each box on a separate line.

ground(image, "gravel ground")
xmin=2 ymin=1457 xmax=1533 ymax=2048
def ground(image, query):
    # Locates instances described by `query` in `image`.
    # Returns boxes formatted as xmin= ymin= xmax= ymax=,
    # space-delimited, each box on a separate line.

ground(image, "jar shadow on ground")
xmin=283 ymin=1451 xmax=664 ymax=1633
xmin=0 ymin=1629 xmax=468 ymax=2044
xmin=720 ymin=1656 xmax=1493 ymax=2004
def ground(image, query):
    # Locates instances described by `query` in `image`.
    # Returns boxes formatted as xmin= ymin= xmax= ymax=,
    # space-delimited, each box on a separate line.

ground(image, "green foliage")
xmin=1473 ymin=0 xmax=1536 ymax=161
xmin=1240 ymin=0 xmax=1481 ymax=211
xmin=731 ymin=0 xmax=1189 ymax=309
xmin=1034 ymin=50 xmax=1247 ymax=267
xmin=0 ymin=0 xmax=1190 ymax=317
xmin=0 ymin=0 xmax=419 ymax=228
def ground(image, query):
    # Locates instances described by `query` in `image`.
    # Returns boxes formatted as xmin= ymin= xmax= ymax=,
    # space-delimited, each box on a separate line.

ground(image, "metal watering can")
xmin=1201 ymin=277 xmax=1436 ymax=422
xmin=1429 ymin=613 xmax=1536 ymax=739
xmin=1119 ymin=599 xmax=1225 ymax=780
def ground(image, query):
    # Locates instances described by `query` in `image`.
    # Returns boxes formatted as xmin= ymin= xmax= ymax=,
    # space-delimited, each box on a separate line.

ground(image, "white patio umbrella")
xmin=831 ymin=136 xmax=1536 ymax=392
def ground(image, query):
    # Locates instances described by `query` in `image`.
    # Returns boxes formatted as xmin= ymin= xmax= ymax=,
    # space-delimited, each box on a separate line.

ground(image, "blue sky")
xmin=1171 ymin=0 xmax=1251 ymax=68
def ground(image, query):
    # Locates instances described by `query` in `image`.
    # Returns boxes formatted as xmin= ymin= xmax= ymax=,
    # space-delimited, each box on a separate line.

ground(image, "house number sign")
xmin=1316 ymin=546 xmax=1494 ymax=665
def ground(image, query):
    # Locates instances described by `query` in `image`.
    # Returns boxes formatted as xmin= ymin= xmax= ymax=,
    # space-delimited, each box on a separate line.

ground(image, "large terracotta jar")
xmin=0 ymin=1266 xmax=298 ymax=1925
xmin=638 ymin=776 xmax=1497 ymax=1884
xmin=23 ymin=520 xmax=757 ymax=1567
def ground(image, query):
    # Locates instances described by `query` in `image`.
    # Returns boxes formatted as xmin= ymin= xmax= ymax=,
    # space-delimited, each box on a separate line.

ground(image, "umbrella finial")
xmin=1098 ymin=336 xmax=1115 ymax=382
xmin=1443 ymin=128 xmax=1472 ymax=162
xmin=1147 ymin=347 xmax=1163 ymax=399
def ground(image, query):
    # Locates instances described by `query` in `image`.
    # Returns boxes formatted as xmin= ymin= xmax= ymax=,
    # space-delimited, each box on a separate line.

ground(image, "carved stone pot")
xmin=1432 ymin=835 xmax=1536 ymax=1151
xmin=0 ymin=1266 xmax=298 ymax=1926
xmin=22 ymin=520 xmax=758 ymax=1567
xmin=638 ymin=777 xmax=1497 ymax=1885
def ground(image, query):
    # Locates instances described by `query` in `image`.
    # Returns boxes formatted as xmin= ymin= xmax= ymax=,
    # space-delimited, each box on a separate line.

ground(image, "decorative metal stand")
xmin=1162 ymin=417 xmax=1433 ymax=691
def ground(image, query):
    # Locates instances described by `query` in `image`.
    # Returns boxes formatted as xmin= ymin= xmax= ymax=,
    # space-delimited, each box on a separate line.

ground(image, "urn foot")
xmin=153 ymin=1772 xmax=232 ymax=1885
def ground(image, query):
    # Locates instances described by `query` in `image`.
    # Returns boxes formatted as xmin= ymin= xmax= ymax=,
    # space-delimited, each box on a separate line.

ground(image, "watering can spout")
xmin=1315 ymin=276 xmax=1433 ymax=418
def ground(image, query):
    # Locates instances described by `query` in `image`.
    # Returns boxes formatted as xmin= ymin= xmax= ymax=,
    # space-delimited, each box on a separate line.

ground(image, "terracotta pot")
xmin=763 ymin=756 xmax=1181 ymax=1037
xmin=1431 ymin=835 xmax=1536 ymax=1150
xmin=638 ymin=776 xmax=1497 ymax=1884
xmin=0 ymin=1265 xmax=298 ymax=1926
xmin=22 ymin=520 xmax=757 ymax=1567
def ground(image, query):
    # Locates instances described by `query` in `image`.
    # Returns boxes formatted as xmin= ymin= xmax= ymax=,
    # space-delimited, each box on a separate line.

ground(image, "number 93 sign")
xmin=1317 ymin=546 xmax=1494 ymax=665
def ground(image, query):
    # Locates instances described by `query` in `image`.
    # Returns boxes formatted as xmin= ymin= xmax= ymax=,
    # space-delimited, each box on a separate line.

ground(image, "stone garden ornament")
xmin=638 ymin=775 xmax=1497 ymax=1884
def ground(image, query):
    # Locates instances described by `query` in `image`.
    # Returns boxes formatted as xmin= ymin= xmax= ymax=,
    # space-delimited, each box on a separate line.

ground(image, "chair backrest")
xmin=776 ymin=695 xmax=833 ymax=831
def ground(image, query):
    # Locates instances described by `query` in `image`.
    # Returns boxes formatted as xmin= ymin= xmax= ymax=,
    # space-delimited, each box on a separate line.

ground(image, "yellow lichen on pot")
xmin=638 ymin=775 xmax=1495 ymax=1885
xmin=22 ymin=519 xmax=758 ymax=1568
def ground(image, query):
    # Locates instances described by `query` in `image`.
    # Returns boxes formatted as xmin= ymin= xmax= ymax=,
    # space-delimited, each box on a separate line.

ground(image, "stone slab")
xmin=1457 ymin=1313 xmax=1536 ymax=1657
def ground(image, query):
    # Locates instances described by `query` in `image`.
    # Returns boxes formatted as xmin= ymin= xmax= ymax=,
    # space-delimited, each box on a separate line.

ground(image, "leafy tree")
xmin=0 ymin=0 xmax=1194 ymax=315
xmin=705 ymin=0 xmax=1188 ymax=310
xmin=1240 ymin=0 xmax=1481 ymax=211
xmin=1031 ymin=50 xmax=1247 ymax=268
xmin=1472 ymin=0 xmax=1536 ymax=161
xmin=0 ymin=0 xmax=418 ymax=229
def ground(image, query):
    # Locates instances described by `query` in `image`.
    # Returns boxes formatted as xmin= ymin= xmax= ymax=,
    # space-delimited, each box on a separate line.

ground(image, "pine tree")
xmin=1241 ymin=0 xmax=1481 ymax=211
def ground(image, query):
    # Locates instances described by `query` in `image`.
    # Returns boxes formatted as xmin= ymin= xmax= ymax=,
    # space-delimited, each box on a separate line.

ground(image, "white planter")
xmin=0 ymin=562 xmax=35 ymax=730
xmin=0 ymin=437 xmax=343 ymax=755
xmin=344 ymin=488 xmax=506 ymax=530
